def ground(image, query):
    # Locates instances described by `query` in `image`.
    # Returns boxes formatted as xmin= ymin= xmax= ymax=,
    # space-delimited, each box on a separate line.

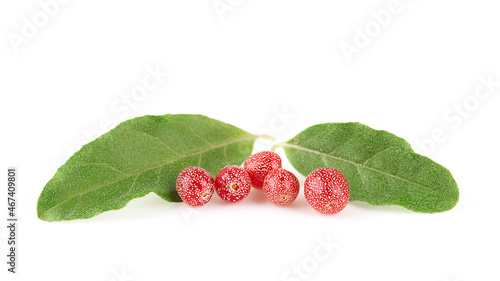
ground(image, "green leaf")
xmin=38 ymin=114 xmax=259 ymax=221
xmin=277 ymin=122 xmax=459 ymax=213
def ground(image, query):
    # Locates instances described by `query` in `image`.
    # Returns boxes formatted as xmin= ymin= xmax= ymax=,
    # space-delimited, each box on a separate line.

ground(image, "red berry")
xmin=215 ymin=165 xmax=252 ymax=203
xmin=176 ymin=166 xmax=215 ymax=207
xmin=304 ymin=168 xmax=350 ymax=214
xmin=263 ymin=168 xmax=300 ymax=206
xmin=243 ymin=151 xmax=282 ymax=189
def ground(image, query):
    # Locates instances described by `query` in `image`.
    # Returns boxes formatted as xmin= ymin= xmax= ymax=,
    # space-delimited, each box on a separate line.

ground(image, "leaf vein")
xmin=65 ymin=163 xmax=129 ymax=176
xmin=188 ymin=126 xmax=214 ymax=146
xmin=363 ymin=147 xmax=393 ymax=165
xmin=155 ymin=166 xmax=163 ymax=186
xmin=113 ymin=174 xmax=140 ymax=203
xmin=328 ymin=134 xmax=357 ymax=155
xmin=132 ymin=130 xmax=181 ymax=156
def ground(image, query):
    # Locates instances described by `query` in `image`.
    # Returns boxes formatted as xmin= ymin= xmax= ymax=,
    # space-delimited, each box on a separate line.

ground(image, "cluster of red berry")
xmin=175 ymin=151 xmax=350 ymax=214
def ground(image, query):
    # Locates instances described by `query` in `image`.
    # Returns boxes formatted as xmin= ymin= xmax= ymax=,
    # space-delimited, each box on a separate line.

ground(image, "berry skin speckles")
xmin=243 ymin=151 xmax=282 ymax=189
xmin=304 ymin=168 xmax=350 ymax=215
xmin=215 ymin=165 xmax=252 ymax=203
xmin=263 ymin=168 xmax=300 ymax=206
xmin=176 ymin=166 xmax=215 ymax=207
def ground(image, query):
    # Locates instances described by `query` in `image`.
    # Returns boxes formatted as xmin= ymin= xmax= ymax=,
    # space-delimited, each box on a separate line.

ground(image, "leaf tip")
xmin=36 ymin=207 xmax=52 ymax=222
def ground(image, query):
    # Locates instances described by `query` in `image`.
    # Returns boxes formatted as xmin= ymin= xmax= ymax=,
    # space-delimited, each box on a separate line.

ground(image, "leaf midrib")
xmin=282 ymin=143 xmax=453 ymax=199
xmin=41 ymin=135 xmax=258 ymax=216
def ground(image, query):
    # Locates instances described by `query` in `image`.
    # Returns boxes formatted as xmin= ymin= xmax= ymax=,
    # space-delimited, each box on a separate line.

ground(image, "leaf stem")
xmin=270 ymin=142 xmax=286 ymax=152
xmin=255 ymin=134 xmax=275 ymax=141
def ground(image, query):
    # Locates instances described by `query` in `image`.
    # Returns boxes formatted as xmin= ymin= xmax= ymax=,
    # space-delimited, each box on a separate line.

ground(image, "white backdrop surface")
xmin=1 ymin=1 xmax=499 ymax=281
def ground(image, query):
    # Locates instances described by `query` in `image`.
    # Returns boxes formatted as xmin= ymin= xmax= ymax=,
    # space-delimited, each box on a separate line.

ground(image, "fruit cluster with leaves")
xmin=37 ymin=114 xmax=459 ymax=221
xmin=177 ymin=151 xmax=350 ymax=215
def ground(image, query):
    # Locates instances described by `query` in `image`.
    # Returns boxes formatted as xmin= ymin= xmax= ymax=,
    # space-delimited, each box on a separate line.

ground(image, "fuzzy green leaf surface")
xmin=280 ymin=122 xmax=459 ymax=213
xmin=37 ymin=114 xmax=257 ymax=221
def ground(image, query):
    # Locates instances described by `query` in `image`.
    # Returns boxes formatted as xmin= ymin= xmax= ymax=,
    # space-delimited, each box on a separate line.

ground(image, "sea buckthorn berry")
xmin=263 ymin=168 xmax=300 ymax=206
xmin=176 ymin=166 xmax=215 ymax=207
xmin=243 ymin=151 xmax=282 ymax=189
xmin=304 ymin=168 xmax=350 ymax=215
xmin=215 ymin=165 xmax=252 ymax=203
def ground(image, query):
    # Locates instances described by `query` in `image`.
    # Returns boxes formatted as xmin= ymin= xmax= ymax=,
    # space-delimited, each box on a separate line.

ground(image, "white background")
xmin=1 ymin=1 xmax=499 ymax=281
